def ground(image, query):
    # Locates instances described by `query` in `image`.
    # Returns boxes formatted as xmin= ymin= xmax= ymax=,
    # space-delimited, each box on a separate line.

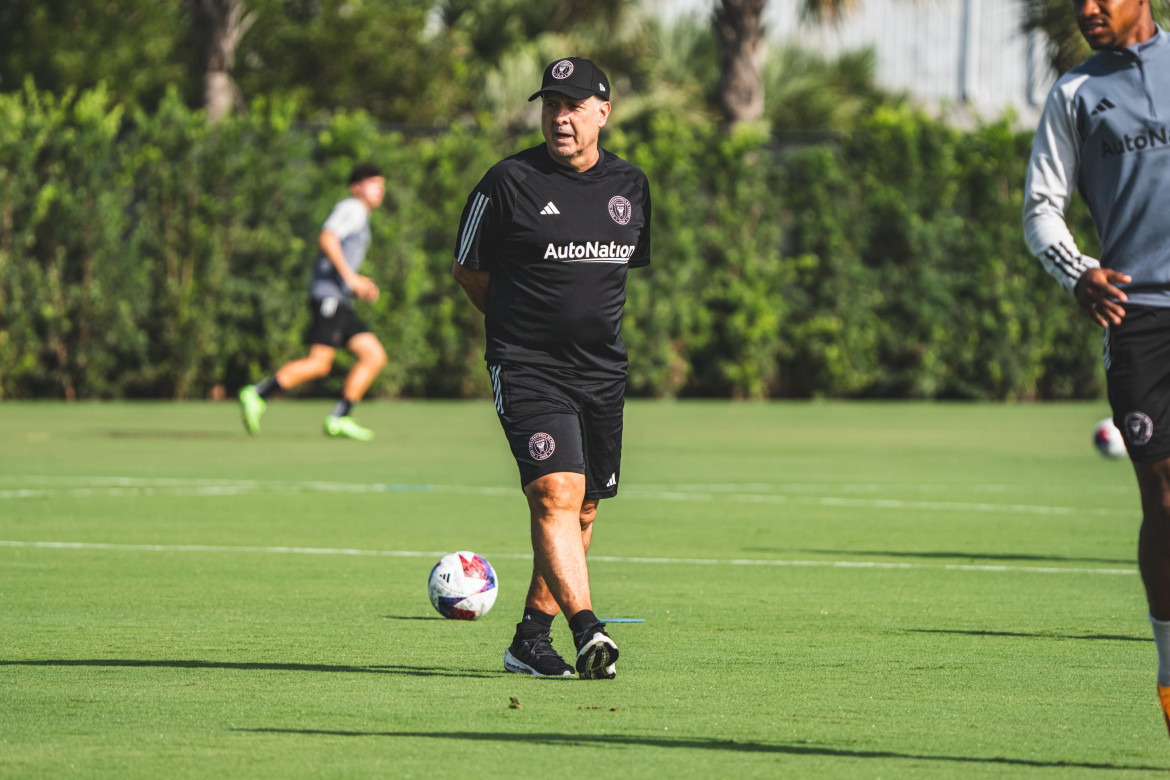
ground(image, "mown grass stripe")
xmin=0 ymin=477 xmax=1129 ymax=517
xmin=0 ymin=540 xmax=1136 ymax=576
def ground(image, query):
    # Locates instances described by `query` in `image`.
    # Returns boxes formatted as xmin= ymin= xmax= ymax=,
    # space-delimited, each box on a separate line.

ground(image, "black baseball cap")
xmin=528 ymin=57 xmax=611 ymax=103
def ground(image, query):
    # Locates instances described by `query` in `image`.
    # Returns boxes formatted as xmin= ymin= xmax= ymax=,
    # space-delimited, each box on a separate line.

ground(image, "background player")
xmin=1022 ymin=0 xmax=1170 ymax=735
xmin=239 ymin=163 xmax=387 ymax=441
xmin=452 ymin=57 xmax=651 ymax=679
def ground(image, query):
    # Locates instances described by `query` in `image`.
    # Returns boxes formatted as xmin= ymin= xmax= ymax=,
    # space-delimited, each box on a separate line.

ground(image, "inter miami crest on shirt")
xmin=608 ymin=196 xmax=632 ymax=225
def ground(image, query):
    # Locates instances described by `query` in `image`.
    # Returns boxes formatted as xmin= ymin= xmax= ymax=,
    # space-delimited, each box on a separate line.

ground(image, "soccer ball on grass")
xmin=1093 ymin=417 xmax=1127 ymax=459
xmin=427 ymin=551 xmax=498 ymax=620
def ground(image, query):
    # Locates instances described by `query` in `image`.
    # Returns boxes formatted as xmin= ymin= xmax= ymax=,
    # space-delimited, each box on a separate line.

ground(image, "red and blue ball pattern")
xmin=427 ymin=551 xmax=498 ymax=620
xmin=1093 ymin=417 xmax=1127 ymax=459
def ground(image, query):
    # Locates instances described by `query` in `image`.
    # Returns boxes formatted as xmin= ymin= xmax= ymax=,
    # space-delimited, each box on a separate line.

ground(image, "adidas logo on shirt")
xmin=1091 ymin=98 xmax=1116 ymax=116
xmin=606 ymin=473 xmax=617 ymax=488
xmin=540 ymin=202 xmax=561 ymax=215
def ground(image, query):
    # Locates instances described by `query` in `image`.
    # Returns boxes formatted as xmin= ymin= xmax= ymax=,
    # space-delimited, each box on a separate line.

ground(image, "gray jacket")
xmin=1023 ymin=28 xmax=1170 ymax=307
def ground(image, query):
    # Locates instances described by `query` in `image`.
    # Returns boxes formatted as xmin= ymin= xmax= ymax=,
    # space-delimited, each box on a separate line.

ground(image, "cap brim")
xmin=528 ymin=86 xmax=607 ymax=102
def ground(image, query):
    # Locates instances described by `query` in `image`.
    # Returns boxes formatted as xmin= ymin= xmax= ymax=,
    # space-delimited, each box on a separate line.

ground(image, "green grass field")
xmin=2 ymin=400 xmax=1167 ymax=777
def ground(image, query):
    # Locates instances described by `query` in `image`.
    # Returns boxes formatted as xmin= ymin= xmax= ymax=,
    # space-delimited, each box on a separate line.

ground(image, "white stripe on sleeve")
xmin=1023 ymin=72 xmax=1100 ymax=294
xmin=456 ymin=192 xmax=490 ymax=266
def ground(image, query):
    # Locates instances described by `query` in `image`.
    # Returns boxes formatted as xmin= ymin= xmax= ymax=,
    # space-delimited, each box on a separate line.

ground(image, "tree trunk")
xmin=204 ymin=70 xmax=242 ymax=124
xmin=715 ymin=0 xmax=767 ymax=131
xmin=189 ymin=0 xmax=255 ymax=123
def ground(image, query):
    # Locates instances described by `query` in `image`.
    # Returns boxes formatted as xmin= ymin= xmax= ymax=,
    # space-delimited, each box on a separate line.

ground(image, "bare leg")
xmin=523 ymin=472 xmax=594 ymax=618
xmin=524 ymin=496 xmax=598 ymax=616
xmin=275 ymin=345 xmax=335 ymax=389
xmin=1135 ymin=458 xmax=1170 ymax=620
xmin=1135 ymin=458 xmax=1170 ymax=737
xmin=342 ymin=332 xmax=387 ymax=402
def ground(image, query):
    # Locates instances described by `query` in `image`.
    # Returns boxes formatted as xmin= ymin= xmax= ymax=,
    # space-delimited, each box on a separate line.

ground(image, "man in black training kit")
xmin=452 ymin=57 xmax=651 ymax=679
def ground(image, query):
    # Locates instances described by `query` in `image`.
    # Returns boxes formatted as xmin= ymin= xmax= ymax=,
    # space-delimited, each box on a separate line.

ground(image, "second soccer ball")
xmin=1093 ymin=417 xmax=1127 ymax=459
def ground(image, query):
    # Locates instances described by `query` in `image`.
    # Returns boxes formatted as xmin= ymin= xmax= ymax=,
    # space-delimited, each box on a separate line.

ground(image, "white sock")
xmin=1151 ymin=614 xmax=1170 ymax=687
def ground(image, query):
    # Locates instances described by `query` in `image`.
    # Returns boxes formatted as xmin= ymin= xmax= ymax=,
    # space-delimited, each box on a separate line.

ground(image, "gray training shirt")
xmin=308 ymin=197 xmax=372 ymax=303
xmin=1023 ymin=27 xmax=1170 ymax=307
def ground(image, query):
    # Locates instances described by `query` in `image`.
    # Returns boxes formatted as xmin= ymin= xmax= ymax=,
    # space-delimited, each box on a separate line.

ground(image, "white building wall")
xmin=653 ymin=0 xmax=1055 ymax=127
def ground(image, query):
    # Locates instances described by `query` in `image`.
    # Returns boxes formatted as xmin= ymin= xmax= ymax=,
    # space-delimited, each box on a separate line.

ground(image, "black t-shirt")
xmin=455 ymin=145 xmax=651 ymax=378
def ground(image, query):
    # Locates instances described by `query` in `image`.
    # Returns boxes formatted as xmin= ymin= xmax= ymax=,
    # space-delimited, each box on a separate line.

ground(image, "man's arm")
xmin=452 ymin=260 xmax=490 ymax=315
xmin=1022 ymin=76 xmax=1128 ymax=326
xmin=1022 ymin=78 xmax=1100 ymax=291
xmin=320 ymin=229 xmax=379 ymax=301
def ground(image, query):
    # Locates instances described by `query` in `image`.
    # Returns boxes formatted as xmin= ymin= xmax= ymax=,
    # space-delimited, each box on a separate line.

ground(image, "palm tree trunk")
xmin=715 ymin=0 xmax=767 ymax=131
xmin=189 ymin=0 xmax=255 ymax=123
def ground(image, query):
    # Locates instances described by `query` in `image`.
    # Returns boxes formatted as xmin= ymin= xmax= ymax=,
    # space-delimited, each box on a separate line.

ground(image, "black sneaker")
xmin=574 ymin=622 xmax=618 ymax=680
xmin=503 ymin=631 xmax=574 ymax=677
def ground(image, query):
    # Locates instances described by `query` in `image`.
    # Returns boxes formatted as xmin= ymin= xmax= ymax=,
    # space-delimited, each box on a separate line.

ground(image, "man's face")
xmin=351 ymin=176 xmax=385 ymax=209
xmin=1075 ymin=0 xmax=1150 ymax=50
xmin=541 ymin=93 xmax=611 ymax=172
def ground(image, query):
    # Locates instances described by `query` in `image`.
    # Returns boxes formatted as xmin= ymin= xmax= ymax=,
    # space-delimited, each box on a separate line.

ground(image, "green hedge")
xmin=0 ymin=84 xmax=1104 ymax=400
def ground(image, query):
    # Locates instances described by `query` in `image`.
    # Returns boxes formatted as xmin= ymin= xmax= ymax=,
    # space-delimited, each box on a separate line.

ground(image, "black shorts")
xmin=488 ymin=363 xmax=626 ymax=499
xmin=304 ymin=297 xmax=370 ymax=348
xmin=1106 ymin=306 xmax=1170 ymax=463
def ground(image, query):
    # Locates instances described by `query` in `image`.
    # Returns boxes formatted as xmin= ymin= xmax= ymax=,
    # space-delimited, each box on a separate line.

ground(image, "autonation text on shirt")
xmin=1101 ymin=126 xmax=1170 ymax=158
xmin=544 ymin=241 xmax=637 ymax=261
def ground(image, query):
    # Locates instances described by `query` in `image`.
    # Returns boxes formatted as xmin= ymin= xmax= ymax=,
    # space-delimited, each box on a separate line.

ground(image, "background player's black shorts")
xmin=1106 ymin=306 xmax=1170 ymax=463
xmin=304 ymin=297 xmax=370 ymax=348
xmin=488 ymin=363 xmax=625 ymax=499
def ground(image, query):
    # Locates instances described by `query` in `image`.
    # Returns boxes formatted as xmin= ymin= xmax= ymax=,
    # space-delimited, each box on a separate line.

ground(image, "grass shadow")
xmin=747 ymin=548 xmax=1133 ymax=566
xmin=907 ymin=629 xmax=1150 ymax=643
xmin=0 ymin=658 xmax=506 ymax=679
xmin=105 ymin=430 xmax=245 ymax=441
xmin=234 ymin=728 xmax=1167 ymax=771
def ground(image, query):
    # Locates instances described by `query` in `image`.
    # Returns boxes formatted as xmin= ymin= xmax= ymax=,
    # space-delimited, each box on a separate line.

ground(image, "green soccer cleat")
xmin=324 ymin=415 xmax=374 ymax=441
xmin=238 ymin=385 xmax=266 ymax=435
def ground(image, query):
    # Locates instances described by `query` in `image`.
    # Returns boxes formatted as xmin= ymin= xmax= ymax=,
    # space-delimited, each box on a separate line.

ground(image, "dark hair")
xmin=348 ymin=163 xmax=383 ymax=185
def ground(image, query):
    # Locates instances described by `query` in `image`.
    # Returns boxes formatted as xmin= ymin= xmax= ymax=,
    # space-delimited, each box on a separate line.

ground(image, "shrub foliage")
xmin=0 ymin=86 xmax=1103 ymax=400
